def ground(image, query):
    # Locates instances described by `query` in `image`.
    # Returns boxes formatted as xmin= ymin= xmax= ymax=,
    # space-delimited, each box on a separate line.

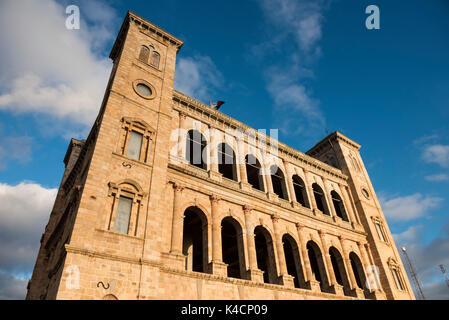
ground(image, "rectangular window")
xmin=375 ymin=222 xmax=386 ymax=242
xmin=392 ymin=269 xmax=404 ymax=290
xmin=127 ymin=131 xmax=143 ymax=160
xmin=114 ymin=196 xmax=132 ymax=234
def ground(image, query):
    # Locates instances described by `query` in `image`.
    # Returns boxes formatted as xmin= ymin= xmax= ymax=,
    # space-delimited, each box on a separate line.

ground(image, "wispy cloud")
xmin=422 ymin=144 xmax=449 ymax=168
xmin=380 ymin=193 xmax=443 ymax=222
xmin=255 ymin=0 xmax=329 ymax=137
xmin=0 ymin=0 xmax=117 ymax=128
xmin=425 ymin=174 xmax=449 ymax=182
xmin=174 ymin=55 xmax=224 ymax=103
xmin=0 ymin=136 xmax=33 ymax=170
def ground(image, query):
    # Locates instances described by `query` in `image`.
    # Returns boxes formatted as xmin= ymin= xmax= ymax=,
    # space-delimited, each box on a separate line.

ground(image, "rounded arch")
xmin=186 ymin=130 xmax=208 ymax=170
xmin=292 ymin=175 xmax=310 ymax=208
xmin=349 ymin=252 xmax=367 ymax=291
xmin=306 ymin=240 xmax=329 ymax=292
xmin=138 ymin=45 xmax=150 ymax=63
xmin=217 ymin=143 xmax=237 ymax=181
xmin=330 ymin=190 xmax=349 ymax=221
xmin=312 ymin=183 xmax=330 ymax=215
xmin=221 ymin=216 xmax=246 ymax=279
xmin=114 ymin=179 xmax=144 ymax=194
xmin=183 ymin=206 xmax=209 ymax=273
xmin=245 ymin=154 xmax=265 ymax=192
xmin=254 ymin=225 xmax=278 ymax=284
xmin=270 ymin=165 xmax=288 ymax=200
xmin=150 ymin=50 xmax=160 ymax=68
xmin=102 ymin=294 xmax=118 ymax=300
xmin=329 ymin=246 xmax=352 ymax=296
xmin=282 ymin=233 xmax=306 ymax=288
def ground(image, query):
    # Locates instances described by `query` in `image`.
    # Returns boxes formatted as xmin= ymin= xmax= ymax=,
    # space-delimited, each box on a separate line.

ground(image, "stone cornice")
xmin=172 ymin=90 xmax=348 ymax=181
xmin=307 ymin=132 xmax=361 ymax=158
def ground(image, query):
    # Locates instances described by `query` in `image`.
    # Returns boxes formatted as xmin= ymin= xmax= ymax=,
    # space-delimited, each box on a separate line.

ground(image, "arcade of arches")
xmin=173 ymin=200 xmax=373 ymax=299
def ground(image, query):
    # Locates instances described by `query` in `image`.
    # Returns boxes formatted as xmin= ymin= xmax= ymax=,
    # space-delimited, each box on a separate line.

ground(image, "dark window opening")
xmin=307 ymin=241 xmax=328 ymax=292
xmin=331 ymin=191 xmax=349 ymax=221
xmin=183 ymin=207 xmax=208 ymax=273
xmin=218 ymin=143 xmax=237 ymax=181
xmin=349 ymin=252 xmax=366 ymax=290
xmin=283 ymin=235 xmax=305 ymax=288
xmin=270 ymin=165 xmax=288 ymax=200
xmin=312 ymin=183 xmax=329 ymax=215
xmin=186 ymin=130 xmax=207 ymax=170
xmin=245 ymin=155 xmax=264 ymax=191
xmin=138 ymin=46 xmax=150 ymax=63
xmin=292 ymin=175 xmax=309 ymax=207
xmin=254 ymin=226 xmax=277 ymax=284
xmin=221 ymin=217 xmax=245 ymax=279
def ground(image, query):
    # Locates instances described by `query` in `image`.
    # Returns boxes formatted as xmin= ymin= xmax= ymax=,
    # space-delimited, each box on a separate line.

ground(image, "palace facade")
xmin=26 ymin=11 xmax=414 ymax=300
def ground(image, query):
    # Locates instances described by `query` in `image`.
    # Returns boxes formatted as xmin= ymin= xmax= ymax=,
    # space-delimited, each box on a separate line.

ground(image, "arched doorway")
xmin=182 ymin=206 xmax=208 ymax=273
xmin=245 ymin=154 xmax=264 ymax=191
xmin=329 ymin=247 xmax=351 ymax=296
xmin=221 ymin=217 xmax=246 ymax=279
xmin=330 ymin=191 xmax=349 ymax=221
xmin=312 ymin=183 xmax=330 ymax=215
xmin=254 ymin=226 xmax=277 ymax=284
xmin=307 ymin=240 xmax=329 ymax=292
xmin=350 ymin=252 xmax=367 ymax=291
xmin=282 ymin=234 xmax=306 ymax=288
xmin=218 ymin=143 xmax=237 ymax=181
xmin=292 ymin=175 xmax=309 ymax=208
xmin=186 ymin=130 xmax=207 ymax=170
xmin=270 ymin=165 xmax=288 ymax=200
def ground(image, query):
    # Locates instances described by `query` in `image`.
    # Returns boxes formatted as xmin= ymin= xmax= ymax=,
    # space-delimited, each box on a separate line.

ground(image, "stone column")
xmin=339 ymin=183 xmax=357 ymax=226
xmin=303 ymin=169 xmax=317 ymax=212
xmin=177 ymin=112 xmax=186 ymax=158
xmin=243 ymin=206 xmax=263 ymax=282
xmin=208 ymin=126 xmax=222 ymax=181
xmin=271 ymin=215 xmax=294 ymax=287
xmin=264 ymin=164 xmax=276 ymax=199
xmin=167 ymin=183 xmax=187 ymax=269
xmin=208 ymin=195 xmax=227 ymax=275
xmin=319 ymin=230 xmax=344 ymax=296
xmin=363 ymin=242 xmax=386 ymax=299
xmin=339 ymin=236 xmax=362 ymax=298
xmin=283 ymin=160 xmax=297 ymax=204
xmin=322 ymin=178 xmax=336 ymax=218
xmin=296 ymin=223 xmax=320 ymax=292
xmin=237 ymin=137 xmax=251 ymax=191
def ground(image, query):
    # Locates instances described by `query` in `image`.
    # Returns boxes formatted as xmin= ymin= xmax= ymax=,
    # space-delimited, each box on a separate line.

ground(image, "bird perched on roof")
xmin=209 ymin=100 xmax=225 ymax=110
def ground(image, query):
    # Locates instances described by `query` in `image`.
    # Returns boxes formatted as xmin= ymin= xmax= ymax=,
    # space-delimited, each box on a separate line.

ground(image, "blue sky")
xmin=0 ymin=0 xmax=448 ymax=299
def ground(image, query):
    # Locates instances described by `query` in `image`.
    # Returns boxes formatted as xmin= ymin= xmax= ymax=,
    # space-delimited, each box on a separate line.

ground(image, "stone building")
xmin=26 ymin=11 xmax=415 ymax=300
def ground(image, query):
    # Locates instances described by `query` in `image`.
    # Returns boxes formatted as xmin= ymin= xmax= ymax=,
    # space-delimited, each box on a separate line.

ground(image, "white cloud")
xmin=393 ymin=225 xmax=423 ymax=245
xmin=0 ymin=271 xmax=28 ymax=300
xmin=422 ymin=144 xmax=449 ymax=168
xmin=0 ymin=0 xmax=115 ymax=126
xmin=0 ymin=182 xmax=57 ymax=275
xmin=380 ymin=193 xmax=443 ymax=222
xmin=425 ymin=174 xmax=449 ymax=182
xmin=0 ymin=136 xmax=33 ymax=169
xmin=174 ymin=55 xmax=224 ymax=103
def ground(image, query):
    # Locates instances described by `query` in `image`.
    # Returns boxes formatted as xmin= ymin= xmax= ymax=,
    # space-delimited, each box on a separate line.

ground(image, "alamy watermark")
xmin=65 ymin=5 xmax=80 ymax=30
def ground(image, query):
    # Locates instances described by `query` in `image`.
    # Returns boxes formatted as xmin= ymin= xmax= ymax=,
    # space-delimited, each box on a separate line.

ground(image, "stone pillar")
xmin=237 ymin=137 xmax=251 ymax=191
xmin=319 ymin=230 xmax=344 ymax=296
xmin=283 ymin=160 xmax=297 ymax=204
xmin=264 ymin=164 xmax=276 ymax=200
xmin=208 ymin=195 xmax=227 ymax=275
xmin=243 ymin=206 xmax=263 ymax=282
xmin=166 ymin=183 xmax=187 ymax=269
xmin=177 ymin=112 xmax=186 ymax=158
xmin=296 ymin=223 xmax=320 ymax=292
xmin=303 ymin=169 xmax=317 ymax=212
xmin=339 ymin=183 xmax=357 ymax=226
xmin=271 ymin=215 xmax=294 ymax=287
xmin=208 ymin=126 xmax=222 ymax=181
xmin=322 ymin=178 xmax=336 ymax=218
xmin=339 ymin=236 xmax=362 ymax=298
xmin=363 ymin=242 xmax=386 ymax=299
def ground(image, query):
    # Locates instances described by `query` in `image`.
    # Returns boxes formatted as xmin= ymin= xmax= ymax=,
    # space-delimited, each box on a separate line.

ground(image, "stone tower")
xmin=26 ymin=11 xmax=415 ymax=300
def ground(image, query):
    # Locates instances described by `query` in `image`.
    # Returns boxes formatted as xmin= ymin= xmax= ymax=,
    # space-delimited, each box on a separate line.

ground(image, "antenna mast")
xmin=401 ymin=247 xmax=425 ymax=300
xmin=439 ymin=264 xmax=449 ymax=290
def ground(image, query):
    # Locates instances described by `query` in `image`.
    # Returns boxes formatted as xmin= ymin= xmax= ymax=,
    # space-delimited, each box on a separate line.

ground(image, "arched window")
xmin=138 ymin=45 xmax=150 ymax=63
xmin=254 ymin=226 xmax=277 ymax=284
xmin=186 ymin=130 xmax=207 ymax=170
xmin=282 ymin=234 xmax=306 ymax=288
xmin=120 ymin=117 xmax=154 ymax=164
xmin=331 ymin=191 xmax=349 ymax=222
xmin=350 ymin=252 xmax=367 ymax=290
xmin=183 ymin=206 xmax=208 ymax=273
xmin=150 ymin=51 xmax=160 ymax=68
xmin=307 ymin=241 xmax=329 ymax=292
xmin=387 ymin=258 xmax=405 ymax=291
xmin=270 ymin=165 xmax=288 ymax=200
xmin=245 ymin=155 xmax=264 ymax=191
xmin=312 ymin=183 xmax=330 ymax=215
xmin=221 ymin=217 xmax=245 ymax=279
xmin=218 ymin=143 xmax=237 ymax=181
xmin=329 ymin=247 xmax=351 ymax=296
xmin=292 ymin=175 xmax=309 ymax=207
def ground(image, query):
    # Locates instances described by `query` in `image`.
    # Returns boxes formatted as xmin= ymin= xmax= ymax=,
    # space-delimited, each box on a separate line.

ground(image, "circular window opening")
xmin=136 ymin=83 xmax=152 ymax=97
xmin=362 ymin=188 xmax=370 ymax=199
